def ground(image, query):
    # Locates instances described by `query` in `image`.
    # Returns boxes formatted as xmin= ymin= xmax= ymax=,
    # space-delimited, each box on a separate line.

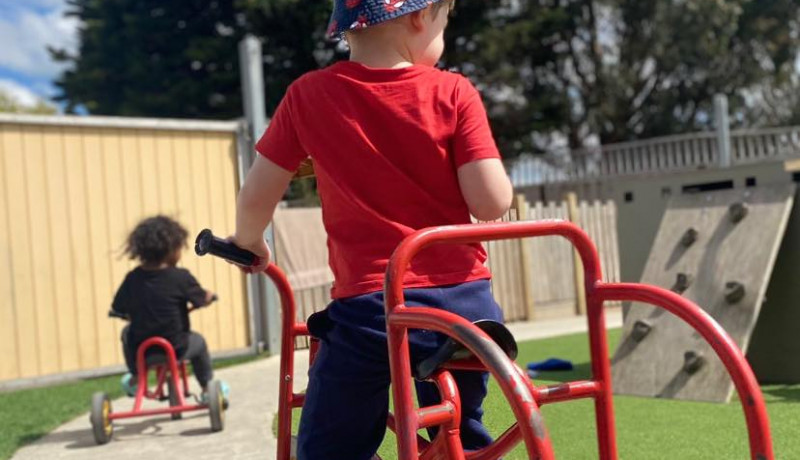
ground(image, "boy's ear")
xmin=408 ymin=9 xmax=426 ymax=32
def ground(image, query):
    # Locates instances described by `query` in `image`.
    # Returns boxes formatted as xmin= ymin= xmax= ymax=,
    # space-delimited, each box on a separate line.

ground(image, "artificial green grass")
xmin=278 ymin=330 xmax=800 ymax=459
xmin=0 ymin=352 xmax=268 ymax=460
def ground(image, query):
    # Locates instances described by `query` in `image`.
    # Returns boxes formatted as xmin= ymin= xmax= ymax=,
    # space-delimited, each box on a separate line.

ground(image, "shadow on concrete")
xmin=19 ymin=412 xmax=209 ymax=452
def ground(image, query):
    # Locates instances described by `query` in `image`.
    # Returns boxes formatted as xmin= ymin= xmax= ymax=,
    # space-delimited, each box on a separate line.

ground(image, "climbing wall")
xmin=611 ymin=184 xmax=796 ymax=402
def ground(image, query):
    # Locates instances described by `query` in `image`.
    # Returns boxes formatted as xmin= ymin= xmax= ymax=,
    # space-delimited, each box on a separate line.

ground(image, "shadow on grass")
xmin=762 ymin=385 xmax=800 ymax=403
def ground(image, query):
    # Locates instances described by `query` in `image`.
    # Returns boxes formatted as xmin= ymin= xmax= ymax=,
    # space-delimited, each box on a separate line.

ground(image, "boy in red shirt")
xmin=233 ymin=0 xmax=513 ymax=457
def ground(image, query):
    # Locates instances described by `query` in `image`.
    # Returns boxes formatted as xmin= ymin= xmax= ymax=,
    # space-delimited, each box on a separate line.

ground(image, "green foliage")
xmin=0 ymin=90 xmax=57 ymax=115
xmin=600 ymin=0 xmax=800 ymax=143
xmin=240 ymin=0 xmax=348 ymax=114
xmin=51 ymin=0 xmax=246 ymax=118
xmin=442 ymin=0 xmax=800 ymax=152
xmin=51 ymin=0 xmax=800 ymax=156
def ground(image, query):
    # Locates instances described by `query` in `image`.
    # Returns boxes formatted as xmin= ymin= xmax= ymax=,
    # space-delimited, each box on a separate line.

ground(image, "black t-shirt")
xmin=112 ymin=267 xmax=208 ymax=354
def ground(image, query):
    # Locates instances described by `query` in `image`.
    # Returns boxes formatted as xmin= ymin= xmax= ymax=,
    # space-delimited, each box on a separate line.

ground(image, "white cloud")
xmin=25 ymin=0 xmax=69 ymax=9
xmin=0 ymin=5 xmax=79 ymax=77
xmin=0 ymin=78 xmax=42 ymax=106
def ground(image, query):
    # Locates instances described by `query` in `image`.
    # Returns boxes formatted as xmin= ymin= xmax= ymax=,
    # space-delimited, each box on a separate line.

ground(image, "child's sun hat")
xmin=327 ymin=0 xmax=449 ymax=38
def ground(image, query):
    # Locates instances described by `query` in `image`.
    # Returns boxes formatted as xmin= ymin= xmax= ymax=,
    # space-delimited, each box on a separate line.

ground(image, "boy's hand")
xmin=228 ymin=236 xmax=271 ymax=274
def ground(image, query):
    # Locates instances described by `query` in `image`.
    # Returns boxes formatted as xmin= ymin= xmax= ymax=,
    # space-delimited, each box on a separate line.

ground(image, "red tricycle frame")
xmin=110 ymin=337 xmax=207 ymax=420
xmin=90 ymin=336 xmax=226 ymax=444
xmin=265 ymin=220 xmax=772 ymax=459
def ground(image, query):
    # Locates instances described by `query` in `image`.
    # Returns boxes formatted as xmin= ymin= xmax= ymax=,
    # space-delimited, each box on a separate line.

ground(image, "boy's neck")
xmin=141 ymin=262 xmax=172 ymax=271
xmin=347 ymin=30 xmax=416 ymax=69
xmin=349 ymin=48 xmax=414 ymax=69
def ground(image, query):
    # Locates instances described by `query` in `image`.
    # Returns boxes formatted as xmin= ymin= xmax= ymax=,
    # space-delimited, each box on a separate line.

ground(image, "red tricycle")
xmin=90 ymin=311 xmax=227 ymax=445
xmin=195 ymin=220 xmax=773 ymax=459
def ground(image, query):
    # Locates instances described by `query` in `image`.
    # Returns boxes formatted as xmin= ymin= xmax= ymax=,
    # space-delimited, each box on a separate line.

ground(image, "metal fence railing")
xmin=509 ymin=126 xmax=800 ymax=187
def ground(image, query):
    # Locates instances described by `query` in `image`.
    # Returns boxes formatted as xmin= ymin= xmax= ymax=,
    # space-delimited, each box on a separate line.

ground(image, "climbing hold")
xmin=724 ymin=281 xmax=746 ymax=304
xmin=671 ymin=273 xmax=693 ymax=294
xmin=680 ymin=228 xmax=698 ymax=247
xmin=631 ymin=319 xmax=652 ymax=342
xmin=729 ymin=202 xmax=749 ymax=223
xmin=683 ymin=351 xmax=705 ymax=375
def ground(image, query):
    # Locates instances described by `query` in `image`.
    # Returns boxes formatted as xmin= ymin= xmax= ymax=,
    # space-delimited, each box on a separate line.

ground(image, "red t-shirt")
xmin=256 ymin=61 xmax=501 ymax=299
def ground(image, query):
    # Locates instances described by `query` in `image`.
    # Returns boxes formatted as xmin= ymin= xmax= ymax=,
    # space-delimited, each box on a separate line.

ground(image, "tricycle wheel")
xmin=90 ymin=392 xmax=113 ymax=444
xmin=208 ymin=380 xmax=225 ymax=432
xmin=168 ymin=376 xmax=182 ymax=420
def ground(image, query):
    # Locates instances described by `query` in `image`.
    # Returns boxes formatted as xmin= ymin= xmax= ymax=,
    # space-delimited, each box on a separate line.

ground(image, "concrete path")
xmin=12 ymin=312 xmax=621 ymax=460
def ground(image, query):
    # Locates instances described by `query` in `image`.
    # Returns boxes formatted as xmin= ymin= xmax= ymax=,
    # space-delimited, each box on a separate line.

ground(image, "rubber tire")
xmin=208 ymin=380 xmax=225 ymax=432
xmin=168 ymin=376 xmax=183 ymax=420
xmin=90 ymin=392 xmax=113 ymax=445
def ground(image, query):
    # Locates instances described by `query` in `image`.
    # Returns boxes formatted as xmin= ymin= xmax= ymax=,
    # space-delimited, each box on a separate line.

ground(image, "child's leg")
xmin=297 ymin=323 xmax=391 ymax=460
xmin=120 ymin=326 xmax=137 ymax=375
xmin=406 ymin=280 xmax=503 ymax=450
xmin=415 ymin=371 xmax=493 ymax=450
xmin=182 ymin=332 xmax=213 ymax=389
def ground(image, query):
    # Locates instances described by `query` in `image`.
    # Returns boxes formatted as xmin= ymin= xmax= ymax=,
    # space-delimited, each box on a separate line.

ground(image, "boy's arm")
xmin=233 ymin=84 xmax=306 ymax=270
xmin=453 ymin=79 xmax=513 ymax=221
xmin=458 ymin=159 xmax=513 ymax=222
xmin=232 ymin=155 xmax=295 ymax=268
xmin=111 ymin=276 xmax=130 ymax=316
xmin=183 ymin=271 xmax=216 ymax=308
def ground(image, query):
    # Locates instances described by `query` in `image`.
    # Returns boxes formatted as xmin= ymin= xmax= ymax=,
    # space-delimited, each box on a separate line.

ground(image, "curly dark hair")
xmin=124 ymin=215 xmax=189 ymax=265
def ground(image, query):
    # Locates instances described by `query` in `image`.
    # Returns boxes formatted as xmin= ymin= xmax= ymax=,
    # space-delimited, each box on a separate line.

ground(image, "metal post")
xmin=239 ymin=35 xmax=267 ymax=148
xmin=715 ymin=94 xmax=731 ymax=168
xmin=235 ymin=121 xmax=263 ymax=355
xmin=239 ymin=34 xmax=281 ymax=355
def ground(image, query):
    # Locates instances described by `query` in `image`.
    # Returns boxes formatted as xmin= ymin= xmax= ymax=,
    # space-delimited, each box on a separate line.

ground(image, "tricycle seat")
xmin=414 ymin=320 xmax=518 ymax=380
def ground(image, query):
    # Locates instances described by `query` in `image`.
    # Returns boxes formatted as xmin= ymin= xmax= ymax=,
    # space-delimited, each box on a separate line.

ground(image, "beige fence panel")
xmin=579 ymin=200 xmax=622 ymax=309
xmin=276 ymin=197 xmax=619 ymax=351
xmin=526 ymin=200 xmax=576 ymax=318
xmin=486 ymin=196 xmax=621 ymax=321
xmin=486 ymin=208 xmax=530 ymax=322
xmin=0 ymin=117 xmax=249 ymax=382
xmin=293 ymin=284 xmax=333 ymax=349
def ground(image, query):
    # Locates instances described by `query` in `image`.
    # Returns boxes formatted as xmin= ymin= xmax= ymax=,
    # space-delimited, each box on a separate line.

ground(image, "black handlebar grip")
xmin=195 ymin=229 xmax=258 ymax=266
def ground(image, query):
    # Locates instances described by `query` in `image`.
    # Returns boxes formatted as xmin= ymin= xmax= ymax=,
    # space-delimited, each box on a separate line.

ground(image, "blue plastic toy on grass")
xmin=527 ymin=358 xmax=574 ymax=378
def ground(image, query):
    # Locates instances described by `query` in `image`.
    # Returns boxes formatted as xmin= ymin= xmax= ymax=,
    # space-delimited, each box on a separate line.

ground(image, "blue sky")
xmin=0 ymin=0 xmax=78 ymax=109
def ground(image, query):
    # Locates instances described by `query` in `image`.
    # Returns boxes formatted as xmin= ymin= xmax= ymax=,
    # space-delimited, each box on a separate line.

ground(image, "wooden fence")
xmin=288 ymin=194 xmax=621 ymax=349
xmin=487 ymin=195 xmax=621 ymax=321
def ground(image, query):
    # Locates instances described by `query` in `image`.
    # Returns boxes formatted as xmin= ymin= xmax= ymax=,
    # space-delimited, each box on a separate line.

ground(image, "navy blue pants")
xmin=297 ymin=280 xmax=503 ymax=460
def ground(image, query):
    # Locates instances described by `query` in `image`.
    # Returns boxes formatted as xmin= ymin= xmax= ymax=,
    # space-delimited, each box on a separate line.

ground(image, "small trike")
xmin=89 ymin=309 xmax=227 ymax=444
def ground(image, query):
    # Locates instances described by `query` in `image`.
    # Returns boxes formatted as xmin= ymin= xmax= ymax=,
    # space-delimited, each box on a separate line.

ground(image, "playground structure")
xmin=195 ymin=222 xmax=774 ymax=459
xmin=612 ymin=184 xmax=796 ymax=402
xmin=513 ymin=119 xmax=800 ymax=395
xmin=89 ymin=335 xmax=227 ymax=445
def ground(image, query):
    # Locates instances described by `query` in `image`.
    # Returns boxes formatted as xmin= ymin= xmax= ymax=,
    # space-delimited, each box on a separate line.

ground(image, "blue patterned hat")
xmin=327 ymin=0 xmax=446 ymax=39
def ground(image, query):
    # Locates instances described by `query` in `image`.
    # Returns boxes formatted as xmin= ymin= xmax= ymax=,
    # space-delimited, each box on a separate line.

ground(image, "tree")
xmin=51 ymin=0 xmax=246 ymax=118
xmin=441 ymin=0 xmax=800 ymax=154
xmin=599 ymin=0 xmax=800 ymax=143
xmin=52 ymin=0 xmax=800 ymax=157
xmin=0 ymin=89 xmax=57 ymax=115
xmin=442 ymin=0 xmax=595 ymax=154
xmin=240 ymin=0 xmax=348 ymax=114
